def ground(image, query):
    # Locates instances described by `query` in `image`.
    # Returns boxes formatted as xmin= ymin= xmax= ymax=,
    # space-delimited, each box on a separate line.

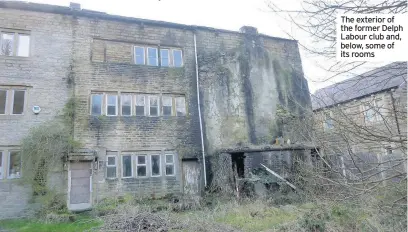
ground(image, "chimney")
xmin=69 ymin=2 xmax=81 ymax=11
xmin=239 ymin=26 xmax=258 ymax=36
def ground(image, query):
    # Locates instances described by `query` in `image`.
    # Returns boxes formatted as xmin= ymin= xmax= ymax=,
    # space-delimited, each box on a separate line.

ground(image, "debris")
xmin=260 ymin=164 xmax=297 ymax=190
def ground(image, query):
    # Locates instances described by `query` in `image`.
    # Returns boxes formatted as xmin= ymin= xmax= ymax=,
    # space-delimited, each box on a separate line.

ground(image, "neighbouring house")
xmin=312 ymin=62 xmax=407 ymax=182
xmin=0 ymin=1 xmax=312 ymax=218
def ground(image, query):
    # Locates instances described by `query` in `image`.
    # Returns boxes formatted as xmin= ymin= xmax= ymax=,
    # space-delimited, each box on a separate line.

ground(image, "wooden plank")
xmin=260 ymin=164 xmax=297 ymax=190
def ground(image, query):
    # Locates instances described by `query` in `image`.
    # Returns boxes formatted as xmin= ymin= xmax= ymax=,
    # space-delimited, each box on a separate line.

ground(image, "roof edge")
xmin=0 ymin=1 xmax=297 ymax=42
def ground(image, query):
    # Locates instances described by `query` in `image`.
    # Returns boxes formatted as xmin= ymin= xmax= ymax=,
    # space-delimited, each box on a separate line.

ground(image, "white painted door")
xmin=68 ymin=162 xmax=92 ymax=211
xmin=182 ymin=160 xmax=200 ymax=195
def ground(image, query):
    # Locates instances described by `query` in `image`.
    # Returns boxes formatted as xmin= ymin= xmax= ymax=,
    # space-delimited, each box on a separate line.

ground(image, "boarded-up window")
xmin=122 ymin=155 xmax=132 ymax=178
xmin=0 ymin=90 xmax=6 ymax=114
xmin=136 ymin=155 xmax=147 ymax=177
xmin=135 ymin=95 xmax=145 ymax=116
xmin=8 ymin=151 xmax=21 ymax=179
xmin=12 ymin=90 xmax=25 ymax=115
xmin=175 ymin=97 xmax=186 ymax=116
xmin=151 ymin=155 xmax=161 ymax=177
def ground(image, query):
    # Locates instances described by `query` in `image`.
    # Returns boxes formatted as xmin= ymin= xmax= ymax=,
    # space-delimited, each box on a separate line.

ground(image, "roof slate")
xmin=312 ymin=62 xmax=407 ymax=110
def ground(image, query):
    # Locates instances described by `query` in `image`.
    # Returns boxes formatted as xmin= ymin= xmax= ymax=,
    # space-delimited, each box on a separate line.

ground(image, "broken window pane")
xmin=91 ymin=94 xmax=102 ymax=115
xmin=147 ymin=47 xmax=158 ymax=66
xmin=134 ymin=47 xmax=145 ymax=65
xmin=135 ymin=95 xmax=145 ymax=116
xmin=8 ymin=151 xmax=21 ymax=179
xmin=121 ymin=95 xmax=132 ymax=116
xmin=0 ymin=90 xmax=6 ymax=114
xmin=176 ymin=97 xmax=186 ymax=116
xmin=1 ymin=33 xmax=14 ymax=56
xmin=137 ymin=166 xmax=146 ymax=177
xmin=173 ymin=50 xmax=183 ymax=67
xmin=149 ymin=96 xmax=158 ymax=116
xmin=122 ymin=155 xmax=132 ymax=177
xmin=107 ymin=95 xmax=117 ymax=116
xmin=17 ymin=34 xmax=30 ymax=57
xmin=162 ymin=96 xmax=172 ymax=116
xmin=151 ymin=155 xmax=161 ymax=176
xmin=160 ymin=49 xmax=169 ymax=67
xmin=12 ymin=90 xmax=25 ymax=114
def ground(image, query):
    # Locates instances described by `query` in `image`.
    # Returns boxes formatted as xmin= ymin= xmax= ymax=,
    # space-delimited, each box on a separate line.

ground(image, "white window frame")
xmin=106 ymin=94 xmax=118 ymax=116
xmin=134 ymin=46 xmax=145 ymax=65
xmin=0 ymin=151 xmax=4 ymax=179
xmin=121 ymin=94 xmax=133 ymax=116
xmin=165 ymin=154 xmax=175 ymax=176
xmin=147 ymin=47 xmax=158 ymax=66
xmin=106 ymin=155 xmax=117 ymax=179
xmin=121 ymin=155 xmax=133 ymax=178
xmin=148 ymin=95 xmax=160 ymax=117
xmin=172 ymin=49 xmax=183 ymax=67
xmin=7 ymin=151 xmax=21 ymax=179
xmin=160 ymin=48 xmax=170 ymax=67
xmin=90 ymin=93 xmax=103 ymax=116
xmin=135 ymin=95 xmax=146 ymax=116
xmin=162 ymin=96 xmax=173 ymax=116
xmin=0 ymin=31 xmax=30 ymax=57
xmin=150 ymin=154 xmax=161 ymax=177
xmin=136 ymin=155 xmax=148 ymax=178
xmin=10 ymin=90 xmax=25 ymax=115
xmin=175 ymin=96 xmax=186 ymax=116
xmin=0 ymin=89 xmax=7 ymax=115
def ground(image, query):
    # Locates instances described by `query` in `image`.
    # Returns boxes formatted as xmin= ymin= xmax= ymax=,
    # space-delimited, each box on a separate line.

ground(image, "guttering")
xmin=193 ymin=32 xmax=207 ymax=187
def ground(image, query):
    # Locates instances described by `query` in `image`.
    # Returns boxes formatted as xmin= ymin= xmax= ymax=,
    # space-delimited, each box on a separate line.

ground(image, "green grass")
xmin=0 ymin=216 xmax=102 ymax=232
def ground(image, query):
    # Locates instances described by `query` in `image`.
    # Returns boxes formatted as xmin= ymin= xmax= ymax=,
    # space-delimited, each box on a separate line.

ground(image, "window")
xmin=160 ymin=49 xmax=170 ymax=67
xmin=364 ymin=99 xmax=382 ymax=123
xmin=323 ymin=111 xmax=333 ymax=130
xmin=12 ymin=90 xmax=25 ymax=115
xmin=91 ymin=94 xmax=103 ymax=115
xmin=165 ymin=154 xmax=175 ymax=176
xmin=175 ymin=97 xmax=186 ymax=116
xmin=0 ymin=31 xmax=30 ymax=57
xmin=136 ymin=155 xmax=147 ymax=177
xmin=135 ymin=95 xmax=146 ymax=116
xmin=151 ymin=155 xmax=161 ymax=177
xmin=149 ymin=96 xmax=159 ymax=116
xmin=121 ymin=95 xmax=132 ymax=116
xmin=122 ymin=155 xmax=133 ymax=178
xmin=173 ymin=49 xmax=183 ymax=67
xmin=0 ymin=152 xmax=3 ymax=179
xmin=8 ymin=151 xmax=21 ymax=179
xmin=0 ymin=90 xmax=6 ymax=115
xmin=147 ymin=47 xmax=158 ymax=66
xmin=106 ymin=155 xmax=117 ymax=179
xmin=106 ymin=95 xmax=118 ymax=116
xmin=134 ymin=46 xmax=145 ymax=65
xmin=162 ymin=96 xmax=173 ymax=116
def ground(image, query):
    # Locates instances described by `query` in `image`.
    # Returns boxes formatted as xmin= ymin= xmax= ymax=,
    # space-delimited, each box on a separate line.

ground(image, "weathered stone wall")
xmin=0 ymin=8 xmax=72 ymax=218
xmin=196 ymin=28 xmax=310 ymax=155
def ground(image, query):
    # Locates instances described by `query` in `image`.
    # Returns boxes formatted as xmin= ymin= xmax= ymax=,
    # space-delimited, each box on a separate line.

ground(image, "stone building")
xmin=312 ymin=62 xmax=407 ymax=182
xmin=0 ymin=1 xmax=311 ymax=218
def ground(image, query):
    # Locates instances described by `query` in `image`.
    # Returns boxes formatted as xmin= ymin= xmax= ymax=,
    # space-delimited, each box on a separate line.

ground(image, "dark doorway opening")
xmin=231 ymin=152 xmax=245 ymax=178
